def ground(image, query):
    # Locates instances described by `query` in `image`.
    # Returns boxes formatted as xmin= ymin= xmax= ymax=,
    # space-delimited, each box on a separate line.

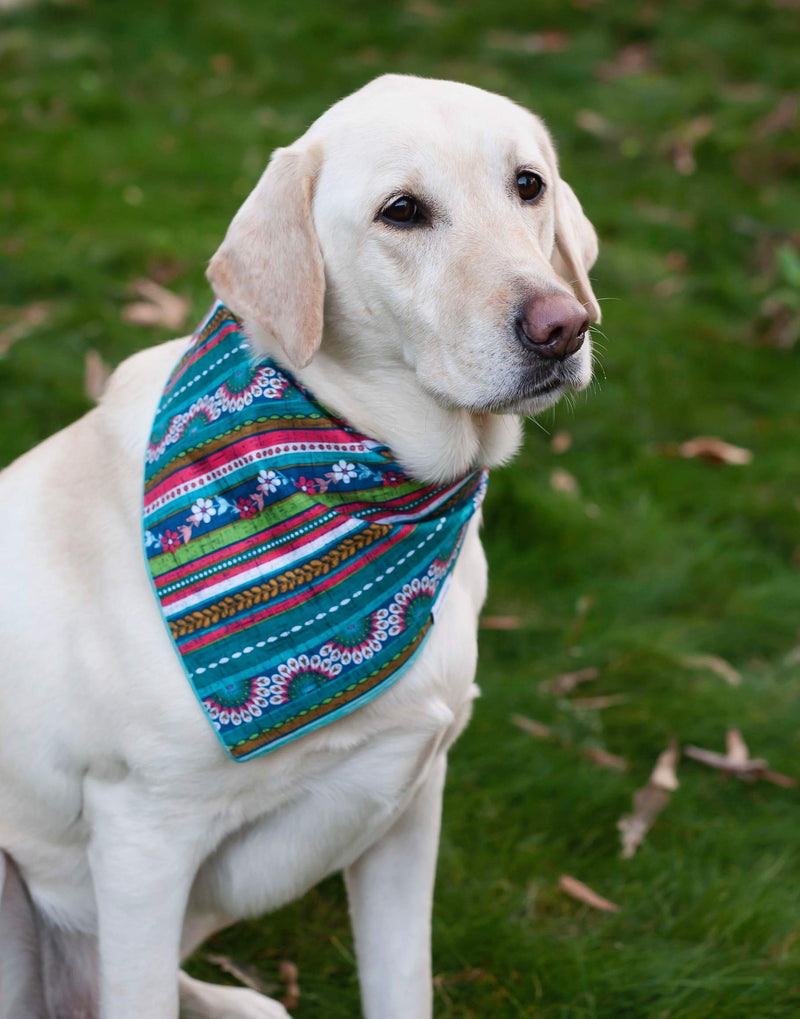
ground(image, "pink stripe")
xmin=156 ymin=506 xmax=343 ymax=603
xmin=162 ymin=322 xmax=240 ymax=397
xmin=145 ymin=433 xmax=369 ymax=510
xmin=176 ymin=525 xmax=412 ymax=656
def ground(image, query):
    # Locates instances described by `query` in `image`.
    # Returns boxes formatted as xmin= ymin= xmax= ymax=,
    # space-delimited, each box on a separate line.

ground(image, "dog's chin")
xmin=420 ymin=351 xmax=592 ymax=416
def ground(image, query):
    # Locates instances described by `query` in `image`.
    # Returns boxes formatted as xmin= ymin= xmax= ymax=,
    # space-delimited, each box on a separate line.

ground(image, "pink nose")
xmin=517 ymin=294 xmax=590 ymax=360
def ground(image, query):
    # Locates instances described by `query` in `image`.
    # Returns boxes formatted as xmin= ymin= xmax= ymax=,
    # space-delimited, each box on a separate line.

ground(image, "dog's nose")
xmin=517 ymin=294 xmax=590 ymax=360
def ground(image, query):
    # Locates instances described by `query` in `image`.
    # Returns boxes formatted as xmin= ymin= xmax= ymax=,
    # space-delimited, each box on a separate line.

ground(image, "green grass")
xmin=2 ymin=0 xmax=799 ymax=1016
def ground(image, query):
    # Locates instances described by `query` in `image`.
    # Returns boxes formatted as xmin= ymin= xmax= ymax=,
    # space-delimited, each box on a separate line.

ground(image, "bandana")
xmin=143 ymin=302 xmax=488 ymax=761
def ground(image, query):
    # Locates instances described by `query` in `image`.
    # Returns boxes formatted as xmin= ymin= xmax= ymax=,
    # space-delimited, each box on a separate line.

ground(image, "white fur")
xmin=0 ymin=75 xmax=599 ymax=1018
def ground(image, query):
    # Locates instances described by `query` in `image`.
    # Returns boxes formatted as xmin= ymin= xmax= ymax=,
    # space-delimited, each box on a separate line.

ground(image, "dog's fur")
xmin=0 ymin=75 xmax=599 ymax=1019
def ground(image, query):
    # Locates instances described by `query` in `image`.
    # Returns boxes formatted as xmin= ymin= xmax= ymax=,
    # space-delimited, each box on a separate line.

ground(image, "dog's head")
xmin=208 ymin=74 xmax=599 ymax=416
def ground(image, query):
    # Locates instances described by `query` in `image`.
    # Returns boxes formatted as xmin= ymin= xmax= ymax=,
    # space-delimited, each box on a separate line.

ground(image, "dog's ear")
xmin=207 ymin=145 xmax=325 ymax=369
xmin=551 ymin=179 xmax=601 ymax=324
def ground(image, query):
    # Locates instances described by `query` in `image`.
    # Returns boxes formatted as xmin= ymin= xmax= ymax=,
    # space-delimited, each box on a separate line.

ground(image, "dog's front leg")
xmin=344 ymin=752 xmax=446 ymax=1019
xmin=85 ymin=779 xmax=204 ymax=1019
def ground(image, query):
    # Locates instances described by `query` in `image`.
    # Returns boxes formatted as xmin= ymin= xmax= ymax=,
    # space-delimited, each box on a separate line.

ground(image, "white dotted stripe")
xmin=191 ymin=520 xmax=444 ymax=676
xmin=145 ymin=441 xmax=370 ymax=515
xmin=158 ymin=512 xmax=336 ymax=597
xmin=158 ymin=343 xmax=248 ymax=414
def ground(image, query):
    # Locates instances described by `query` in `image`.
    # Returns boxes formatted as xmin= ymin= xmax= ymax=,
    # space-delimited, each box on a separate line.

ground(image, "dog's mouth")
xmin=526 ymin=373 xmax=563 ymax=397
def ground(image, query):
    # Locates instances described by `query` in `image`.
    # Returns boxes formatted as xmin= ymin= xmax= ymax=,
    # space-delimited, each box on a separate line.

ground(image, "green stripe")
xmin=149 ymin=496 xmax=336 ymax=577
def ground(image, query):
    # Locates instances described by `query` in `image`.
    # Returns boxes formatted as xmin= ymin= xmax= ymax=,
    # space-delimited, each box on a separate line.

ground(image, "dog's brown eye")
xmin=517 ymin=171 xmax=545 ymax=202
xmin=381 ymin=196 xmax=419 ymax=224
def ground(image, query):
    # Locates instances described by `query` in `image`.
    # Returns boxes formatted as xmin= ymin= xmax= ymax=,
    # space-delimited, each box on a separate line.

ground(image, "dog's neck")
xmin=245 ymin=321 xmax=522 ymax=484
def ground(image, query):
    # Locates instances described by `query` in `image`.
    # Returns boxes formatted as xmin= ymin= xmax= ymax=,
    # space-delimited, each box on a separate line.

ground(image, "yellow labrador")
xmin=0 ymin=75 xmax=599 ymax=1019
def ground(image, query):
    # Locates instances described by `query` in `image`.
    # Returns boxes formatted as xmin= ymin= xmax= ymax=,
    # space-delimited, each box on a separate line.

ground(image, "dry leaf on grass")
xmin=405 ymin=0 xmax=445 ymax=19
xmin=486 ymin=29 xmax=569 ymax=54
xmin=575 ymin=110 xmax=622 ymax=141
xmin=558 ymin=874 xmax=620 ymax=913
xmin=279 ymin=960 xmax=300 ymax=1010
xmin=681 ymin=654 xmax=742 ymax=686
xmin=663 ymin=116 xmax=714 ymax=176
xmin=618 ymin=738 xmax=679 ymax=858
xmin=510 ymin=714 xmax=628 ymax=772
xmin=583 ymin=747 xmax=629 ymax=772
xmin=754 ymin=94 xmax=798 ymax=139
xmin=510 ymin=714 xmax=552 ymax=739
xmin=596 ymin=43 xmax=653 ymax=81
xmin=550 ymin=430 xmax=573 ymax=453
xmin=570 ymin=694 xmax=629 ymax=710
xmin=539 ymin=666 xmax=599 ymax=696
xmin=84 ymin=349 xmax=111 ymax=403
xmin=122 ymin=279 xmax=189 ymax=331
xmin=433 ymin=968 xmax=488 ymax=990
xmin=204 ymin=953 xmax=274 ymax=995
xmin=551 ymin=467 xmax=579 ymax=494
xmin=678 ymin=437 xmax=753 ymax=465
xmin=684 ymin=728 xmax=797 ymax=787
xmin=0 ymin=302 xmax=51 ymax=356
xmin=569 ymin=594 xmax=595 ymax=645
xmin=480 ymin=615 xmax=521 ymax=630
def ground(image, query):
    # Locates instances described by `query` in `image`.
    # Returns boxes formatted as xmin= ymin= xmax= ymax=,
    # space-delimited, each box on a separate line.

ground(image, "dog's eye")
xmin=516 ymin=171 xmax=545 ymax=203
xmin=380 ymin=195 xmax=423 ymax=226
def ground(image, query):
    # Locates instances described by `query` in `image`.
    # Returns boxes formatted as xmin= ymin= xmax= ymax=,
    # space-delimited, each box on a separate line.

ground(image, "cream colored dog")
xmin=0 ymin=75 xmax=599 ymax=1019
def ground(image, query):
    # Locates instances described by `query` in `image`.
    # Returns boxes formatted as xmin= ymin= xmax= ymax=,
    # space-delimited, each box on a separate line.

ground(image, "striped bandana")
xmin=143 ymin=302 xmax=488 ymax=761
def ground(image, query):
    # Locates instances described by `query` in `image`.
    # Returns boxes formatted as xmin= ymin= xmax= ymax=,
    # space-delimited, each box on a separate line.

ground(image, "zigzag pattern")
xmin=169 ymin=522 xmax=391 ymax=639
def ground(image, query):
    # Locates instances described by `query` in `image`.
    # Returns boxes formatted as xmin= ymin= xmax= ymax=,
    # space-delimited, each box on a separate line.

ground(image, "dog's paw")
xmin=179 ymin=973 xmax=292 ymax=1019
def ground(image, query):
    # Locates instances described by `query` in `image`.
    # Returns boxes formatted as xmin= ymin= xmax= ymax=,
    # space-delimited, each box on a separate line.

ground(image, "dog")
xmin=0 ymin=74 xmax=599 ymax=1018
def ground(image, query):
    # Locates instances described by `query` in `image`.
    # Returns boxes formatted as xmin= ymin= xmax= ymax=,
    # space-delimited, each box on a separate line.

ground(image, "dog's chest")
xmin=189 ymin=544 xmax=484 ymax=917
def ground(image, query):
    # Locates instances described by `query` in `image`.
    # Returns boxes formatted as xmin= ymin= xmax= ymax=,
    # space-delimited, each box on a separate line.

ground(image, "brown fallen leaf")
xmin=539 ymin=666 xmax=599 ymax=696
xmin=405 ymin=0 xmax=445 ymax=19
xmin=758 ymin=297 xmax=800 ymax=350
xmin=678 ymin=436 xmax=753 ymax=466
xmin=480 ymin=614 xmax=521 ymax=630
xmin=618 ymin=738 xmax=679 ymax=858
xmin=279 ymin=960 xmax=300 ymax=1011
xmin=0 ymin=301 xmax=51 ymax=356
xmin=551 ymin=467 xmax=579 ymax=494
xmin=569 ymin=594 xmax=595 ymax=646
xmin=754 ymin=94 xmax=798 ymax=139
xmin=681 ymin=654 xmax=742 ymax=686
xmin=596 ymin=43 xmax=653 ymax=81
xmin=204 ymin=953 xmax=274 ymax=995
xmin=210 ymin=52 xmax=234 ymax=75
xmin=84 ymin=349 xmax=111 ymax=403
xmin=122 ymin=279 xmax=189 ymax=331
xmin=583 ymin=746 xmax=629 ymax=772
xmin=486 ymin=29 xmax=569 ymax=54
xmin=726 ymin=728 xmax=749 ymax=766
xmin=510 ymin=713 xmax=628 ymax=772
xmin=575 ymin=110 xmax=622 ymax=141
xmin=510 ymin=714 xmax=552 ymax=739
xmin=664 ymin=116 xmax=714 ymax=176
xmin=558 ymin=874 xmax=620 ymax=913
xmin=433 ymin=968 xmax=489 ymax=989
xmin=570 ymin=694 xmax=629 ymax=710
xmin=685 ymin=729 xmax=797 ymax=787
xmin=550 ymin=429 xmax=573 ymax=453
xmin=650 ymin=739 xmax=680 ymax=791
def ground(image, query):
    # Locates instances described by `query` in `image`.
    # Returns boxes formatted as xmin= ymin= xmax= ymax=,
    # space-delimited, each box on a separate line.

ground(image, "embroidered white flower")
xmin=191 ymin=496 xmax=216 ymax=524
xmin=257 ymin=469 xmax=283 ymax=494
xmin=331 ymin=460 xmax=357 ymax=484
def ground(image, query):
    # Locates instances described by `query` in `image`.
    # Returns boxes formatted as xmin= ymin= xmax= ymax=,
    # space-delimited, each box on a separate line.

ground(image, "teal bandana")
xmin=143 ymin=302 xmax=488 ymax=761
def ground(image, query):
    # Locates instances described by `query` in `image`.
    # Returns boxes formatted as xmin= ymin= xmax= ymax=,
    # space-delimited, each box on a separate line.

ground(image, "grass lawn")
xmin=1 ymin=0 xmax=799 ymax=1016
